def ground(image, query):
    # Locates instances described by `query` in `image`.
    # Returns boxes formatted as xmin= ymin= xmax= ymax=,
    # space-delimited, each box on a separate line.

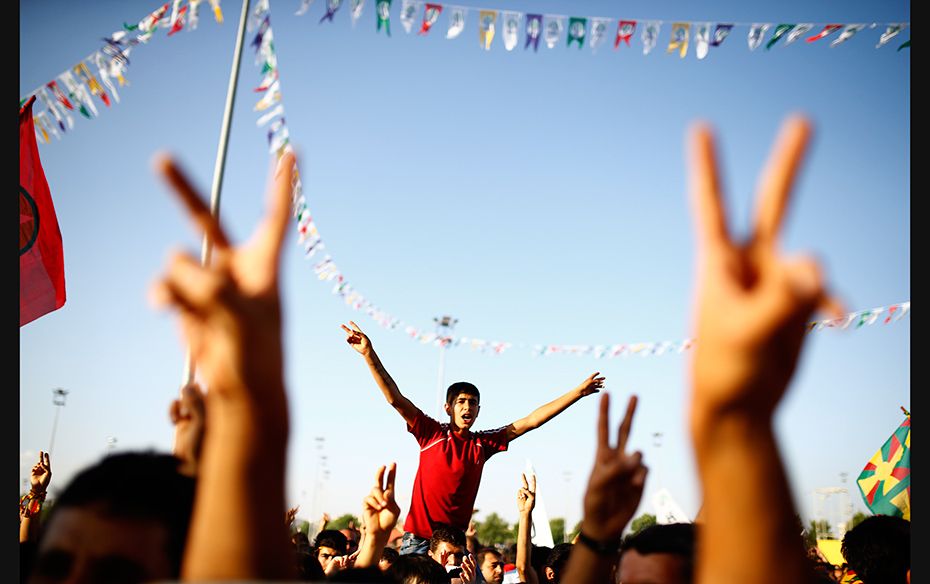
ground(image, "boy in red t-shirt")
xmin=341 ymin=321 xmax=605 ymax=556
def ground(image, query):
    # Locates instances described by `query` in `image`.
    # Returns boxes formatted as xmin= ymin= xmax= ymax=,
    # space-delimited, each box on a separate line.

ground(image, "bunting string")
xmin=298 ymin=0 xmax=910 ymax=56
xmin=244 ymin=1 xmax=911 ymax=359
xmin=20 ymin=0 xmax=224 ymax=144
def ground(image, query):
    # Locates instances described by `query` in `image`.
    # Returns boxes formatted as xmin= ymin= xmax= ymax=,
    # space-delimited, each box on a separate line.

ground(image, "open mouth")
xmin=462 ymin=413 xmax=474 ymax=423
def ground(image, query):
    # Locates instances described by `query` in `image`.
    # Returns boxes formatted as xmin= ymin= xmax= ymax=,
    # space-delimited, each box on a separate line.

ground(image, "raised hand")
xmin=150 ymin=151 xmax=296 ymax=406
xmin=460 ymin=553 xmax=477 ymax=584
xmin=170 ymin=382 xmax=206 ymax=476
xmin=580 ymin=393 xmax=647 ymax=542
xmin=341 ymin=321 xmax=372 ymax=356
xmin=575 ymin=372 xmax=605 ymax=397
xmin=517 ymin=473 xmax=536 ymax=515
xmin=285 ymin=505 xmax=300 ymax=527
xmin=361 ymin=463 xmax=400 ymax=534
xmin=687 ymin=117 xmax=842 ymax=419
xmin=30 ymin=451 xmax=52 ymax=493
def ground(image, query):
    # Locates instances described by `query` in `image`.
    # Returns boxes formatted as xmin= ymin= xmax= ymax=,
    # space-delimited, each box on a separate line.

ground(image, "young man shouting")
xmin=341 ymin=321 xmax=604 ymax=555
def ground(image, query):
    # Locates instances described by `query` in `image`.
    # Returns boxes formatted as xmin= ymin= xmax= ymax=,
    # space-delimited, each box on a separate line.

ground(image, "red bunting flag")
xmin=806 ymin=24 xmax=842 ymax=43
xmin=20 ymin=96 xmax=66 ymax=326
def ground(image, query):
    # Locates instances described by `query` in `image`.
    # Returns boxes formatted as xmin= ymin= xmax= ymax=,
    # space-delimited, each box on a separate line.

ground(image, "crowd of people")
xmin=19 ymin=117 xmax=911 ymax=583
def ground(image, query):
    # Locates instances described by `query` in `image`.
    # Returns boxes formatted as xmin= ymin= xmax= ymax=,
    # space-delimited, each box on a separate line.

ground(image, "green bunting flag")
xmin=857 ymin=413 xmax=910 ymax=520
xmin=567 ymin=17 xmax=587 ymax=48
xmin=377 ymin=0 xmax=391 ymax=36
xmin=898 ymin=39 xmax=910 ymax=51
xmin=766 ymin=24 xmax=794 ymax=50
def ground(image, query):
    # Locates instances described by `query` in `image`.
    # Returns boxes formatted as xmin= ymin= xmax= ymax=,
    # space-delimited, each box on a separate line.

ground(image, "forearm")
xmin=691 ymin=406 xmax=808 ymax=584
xmin=355 ymin=530 xmax=390 ymax=569
xmin=182 ymin=397 xmax=295 ymax=580
xmin=364 ymin=350 xmax=404 ymax=404
xmin=525 ymin=390 xmax=582 ymax=430
xmin=515 ymin=512 xmax=534 ymax=584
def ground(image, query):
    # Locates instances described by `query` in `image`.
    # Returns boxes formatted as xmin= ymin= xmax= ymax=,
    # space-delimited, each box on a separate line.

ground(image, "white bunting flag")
xmin=446 ymin=7 xmax=466 ymax=39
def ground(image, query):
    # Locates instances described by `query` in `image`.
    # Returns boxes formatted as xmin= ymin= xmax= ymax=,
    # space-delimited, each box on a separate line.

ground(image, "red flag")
xmin=20 ymin=96 xmax=66 ymax=326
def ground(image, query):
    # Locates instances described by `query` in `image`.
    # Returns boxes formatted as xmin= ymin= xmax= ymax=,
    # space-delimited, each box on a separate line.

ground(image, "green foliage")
xmin=848 ymin=512 xmax=868 ymax=531
xmin=549 ymin=517 xmax=566 ymax=544
xmin=803 ymin=519 xmax=833 ymax=548
xmin=328 ymin=513 xmax=360 ymax=531
xmin=631 ymin=514 xmax=656 ymax=534
xmin=475 ymin=512 xmax=515 ymax=546
xmin=569 ymin=520 xmax=583 ymax=543
xmin=294 ymin=519 xmax=310 ymax=535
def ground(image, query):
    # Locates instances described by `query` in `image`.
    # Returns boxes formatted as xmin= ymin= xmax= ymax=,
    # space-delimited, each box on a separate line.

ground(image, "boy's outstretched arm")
xmin=342 ymin=321 xmax=419 ymax=426
xmin=506 ymin=372 xmax=604 ymax=441
xmin=686 ymin=117 xmax=842 ymax=584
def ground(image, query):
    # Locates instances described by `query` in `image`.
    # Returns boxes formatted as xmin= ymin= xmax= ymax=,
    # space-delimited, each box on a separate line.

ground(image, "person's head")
xmin=841 ymin=515 xmax=910 ymax=584
xmin=531 ymin=544 xmax=552 ymax=578
xmin=617 ymin=523 xmax=696 ymax=584
xmin=29 ymin=452 xmax=195 ymax=584
xmin=444 ymin=382 xmax=480 ymax=430
xmin=380 ymin=546 xmax=400 ymax=571
xmin=543 ymin=543 xmax=574 ymax=583
xmin=387 ymin=553 xmax=453 ymax=584
xmin=314 ymin=529 xmax=350 ymax=572
xmin=477 ymin=548 xmax=504 ymax=584
xmin=429 ymin=524 xmax=468 ymax=568
xmin=341 ymin=527 xmax=361 ymax=555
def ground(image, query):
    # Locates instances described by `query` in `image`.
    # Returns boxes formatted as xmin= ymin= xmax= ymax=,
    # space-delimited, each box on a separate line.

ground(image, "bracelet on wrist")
xmin=576 ymin=530 xmax=622 ymax=557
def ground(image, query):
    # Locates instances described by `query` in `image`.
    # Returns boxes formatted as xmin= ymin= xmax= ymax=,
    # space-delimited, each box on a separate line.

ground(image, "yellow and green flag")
xmin=856 ymin=411 xmax=910 ymax=519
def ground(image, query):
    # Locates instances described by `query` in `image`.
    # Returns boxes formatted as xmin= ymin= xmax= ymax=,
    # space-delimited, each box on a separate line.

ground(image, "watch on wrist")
xmin=576 ymin=530 xmax=621 ymax=556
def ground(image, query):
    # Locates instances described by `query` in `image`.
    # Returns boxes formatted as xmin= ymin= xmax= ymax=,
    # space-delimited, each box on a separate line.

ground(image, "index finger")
xmin=751 ymin=115 xmax=812 ymax=247
xmin=255 ymin=151 xmax=297 ymax=263
xmin=597 ymin=393 xmax=610 ymax=450
xmin=617 ymin=395 xmax=638 ymax=453
xmin=349 ymin=321 xmax=362 ymax=333
xmin=521 ymin=473 xmax=528 ymax=489
xmin=341 ymin=324 xmax=354 ymax=335
xmin=687 ymin=122 xmax=731 ymax=250
xmin=153 ymin=153 xmax=231 ymax=251
xmin=386 ymin=462 xmax=397 ymax=490
xmin=43 ymin=452 xmax=50 ymax=466
xmin=375 ymin=465 xmax=386 ymax=489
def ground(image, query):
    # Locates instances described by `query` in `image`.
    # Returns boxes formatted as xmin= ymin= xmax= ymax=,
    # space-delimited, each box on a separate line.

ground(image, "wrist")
xmin=575 ymin=529 xmax=622 ymax=557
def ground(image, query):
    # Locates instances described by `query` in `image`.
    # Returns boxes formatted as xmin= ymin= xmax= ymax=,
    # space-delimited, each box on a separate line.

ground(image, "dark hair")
xmin=46 ymin=452 xmax=195 ymax=577
xmin=445 ymin=382 xmax=480 ymax=407
xmin=543 ymin=543 xmax=573 ymax=581
xmin=476 ymin=547 xmax=503 ymax=567
xmin=531 ymin=544 xmax=552 ymax=577
xmin=314 ymin=529 xmax=350 ymax=554
xmin=382 ymin=546 xmax=400 ymax=564
xmin=387 ymin=553 xmax=452 ymax=584
xmin=841 ymin=515 xmax=910 ymax=584
xmin=429 ymin=524 xmax=467 ymax=554
xmin=620 ymin=523 xmax=697 ymax=583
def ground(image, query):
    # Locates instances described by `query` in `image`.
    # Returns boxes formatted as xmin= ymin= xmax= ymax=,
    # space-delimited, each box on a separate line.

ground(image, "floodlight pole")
xmin=434 ymin=316 xmax=458 ymax=418
xmin=48 ymin=388 xmax=69 ymax=457
xmin=182 ymin=0 xmax=252 ymax=386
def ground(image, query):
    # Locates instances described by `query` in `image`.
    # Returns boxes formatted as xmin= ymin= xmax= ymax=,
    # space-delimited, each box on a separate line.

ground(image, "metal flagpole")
xmin=182 ymin=0 xmax=252 ymax=386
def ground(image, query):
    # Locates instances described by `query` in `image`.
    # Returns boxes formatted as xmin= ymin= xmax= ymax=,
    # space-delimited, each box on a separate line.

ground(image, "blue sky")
xmin=21 ymin=0 xmax=909 ymax=536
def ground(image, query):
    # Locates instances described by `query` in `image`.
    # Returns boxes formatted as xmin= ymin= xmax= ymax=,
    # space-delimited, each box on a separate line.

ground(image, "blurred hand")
xmin=687 ymin=117 xmax=842 ymax=420
xmin=460 ymin=553 xmax=477 ymax=584
xmin=285 ymin=505 xmax=299 ymax=527
xmin=580 ymin=393 xmax=647 ymax=542
xmin=150 ymin=151 xmax=296 ymax=411
xmin=170 ymin=382 xmax=206 ymax=476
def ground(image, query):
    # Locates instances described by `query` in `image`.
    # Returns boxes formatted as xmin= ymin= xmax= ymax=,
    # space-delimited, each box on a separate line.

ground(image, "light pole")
xmin=434 ymin=315 xmax=458 ymax=418
xmin=311 ymin=437 xmax=326 ymax=521
xmin=562 ymin=470 xmax=572 ymax=542
xmin=48 ymin=388 xmax=69 ymax=457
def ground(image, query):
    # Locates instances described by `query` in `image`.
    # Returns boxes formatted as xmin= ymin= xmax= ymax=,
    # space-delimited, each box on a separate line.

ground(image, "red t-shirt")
xmin=404 ymin=408 xmax=510 ymax=539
